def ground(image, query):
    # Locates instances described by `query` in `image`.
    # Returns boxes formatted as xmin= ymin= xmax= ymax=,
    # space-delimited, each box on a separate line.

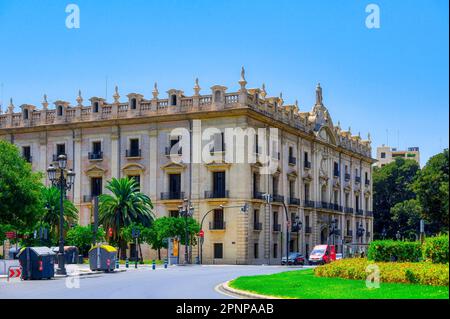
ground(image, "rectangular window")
xmin=272 ymin=176 xmax=279 ymax=195
xmin=254 ymin=243 xmax=259 ymax=259
xmin=128 ymin=175 xmax=141 ymax=191
xmin=289 ymin=180 xmax=295 ymax=199
xmin=253 ymin=172 xmax=259 ymax=196
xmin=304 ymin=184 xmax=310 ymax=201
xmin=305 ymin=215 xmax=310 ymax=227
xmin=22 ymin=146 xmax=31 ymax=162
xmin=213 ymin=171 xmax=226 ymax=197
xmin=253 ymin=209 xmax=259 ymax=225
xmin=130 ymin=138 xmax=139 ymax=151
xmin=169 ymin=210 xmax=179 ymax=218
xmin=304 ymin=151 xmax=308 ymax=163
xmin=273 ymin=211 xmax=279 ymax=226
xmin=213 ymin=243 xmax=223 ymax=259
xmin=273 ymin=243 xmax=278 ymax=258
xmin=213 ymin=209 xmax=224 ymax=229
xmin=334 ymin=162 xmax=339 ymax=177
xmin=169 ymin=173 xmax=181 ymax=198
xmin=381 ymin=152 xmax=386 ymax=158
xmin=91 ymin=177 xmax=102 ymax=197
xmin=355 ymin=195 xmax=360 ymax=211
xmin=56 ymin=144 xmax=65 ymax=156
xmin=93 ymin=141 xmax=102 ymax=154
xmin=345 ymin=193 xmax=349 ymax=207
xmin=334 ymin=190 xmax=339 ymax=204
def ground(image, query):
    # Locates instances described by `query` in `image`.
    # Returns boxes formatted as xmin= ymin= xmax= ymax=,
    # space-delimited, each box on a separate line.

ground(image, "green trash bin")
xmin=88 ymin=245 xmax=117 ymax=272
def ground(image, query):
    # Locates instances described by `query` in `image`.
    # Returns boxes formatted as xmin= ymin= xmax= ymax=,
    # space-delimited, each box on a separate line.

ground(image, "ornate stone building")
xmin=0 ymin=69 xmax=374 ymax=264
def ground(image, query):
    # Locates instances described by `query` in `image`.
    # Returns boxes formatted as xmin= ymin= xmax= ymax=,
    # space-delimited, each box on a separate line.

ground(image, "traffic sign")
xmin=199 ymin=230 xmax=204 ymax=238
xmin=8 ymin=267 xmax=21 ymax=281
xmin=5 ymin=231 xmax=16 ymax=239
xmin=108 ymin=228 xmax=113 ymax=237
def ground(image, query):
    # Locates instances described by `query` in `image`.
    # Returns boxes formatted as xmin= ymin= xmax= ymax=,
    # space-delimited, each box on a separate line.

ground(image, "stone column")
xmin=111 ymin=126 xmax=120 ymax=179
xmin=148 ymin=128 xmax=158 ymax=203
xmin=73 ymin=130 xmax=82 ymax=207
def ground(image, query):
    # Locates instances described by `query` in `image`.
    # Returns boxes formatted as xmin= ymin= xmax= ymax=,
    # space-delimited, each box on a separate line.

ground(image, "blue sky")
xmin=0 ymin=0 xmax=448 ymax=165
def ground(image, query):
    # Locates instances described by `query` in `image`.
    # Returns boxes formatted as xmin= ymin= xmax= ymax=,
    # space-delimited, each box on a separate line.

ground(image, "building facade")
xmin=376 ymin=145 xmax=420 ymax=168
xmin=0 ymin=69 xmax=375 ymax=264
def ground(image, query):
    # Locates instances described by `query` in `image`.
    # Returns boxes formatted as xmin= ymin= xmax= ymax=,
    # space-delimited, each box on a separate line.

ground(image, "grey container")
xmin=88 ymin=245 xmax=117 ymax=272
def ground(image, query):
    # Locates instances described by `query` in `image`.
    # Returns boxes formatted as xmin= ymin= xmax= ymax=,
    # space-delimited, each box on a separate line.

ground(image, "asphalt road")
xmin=0 ymin=265 xmax=309 ymax=299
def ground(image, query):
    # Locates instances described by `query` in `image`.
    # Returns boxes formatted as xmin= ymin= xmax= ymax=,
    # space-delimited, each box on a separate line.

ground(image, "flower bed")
xmin=314 ymin=258 xmax=449 ymax=286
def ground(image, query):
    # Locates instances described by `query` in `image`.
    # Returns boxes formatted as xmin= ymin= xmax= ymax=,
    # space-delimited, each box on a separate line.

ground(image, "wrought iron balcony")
xmin=344 ymin=173 xmax=351 ymax=181
xmin=126 ymin=149 xmax=141 ymax=158
xmin=288 ymin=156 xmax=296 ymax=165
xmin=333 ymin=170 xmax=340 ymax=177
xmin=366 ymin=210 xmax=373 ymax=217
xmin=305 ymin=226 xmax=312 ymax=234
xmin=88 ymin=152 xmax=103 ymax=160
xmin=355 ymin=176 xmax=361 ymax=184
xmin=304 ymin=161 xmax=311 ymax=169
xmin=288 ymin=197 xmax=300 ymax=205
xmin=273 ymin=224 xmax=281 ymax=232
xmin=160 ymin=191 xmax=185 ymax=200
xmin=253 ymin=222 xmax=263 ymax=231
xmin=344 ymin=207 xmax=354 ymax=214
xmin=165 ymin=146 xmax=182 ymax=156
xmin=356 ymin=209 xmax=364 ymax=216
xmin=332 ymin=203 xmax=342 ymax=212
xmin=303 ymin=200 xmax=315 ymax=208
xmin=209 ymin=221 xmax=226 ymax=230
xmin=272 ymin=194 xmax=284 ymax=203
xmin=365 ymin=179 xmax=370 ymax=186
xmin=204 ymin=190 xmax=229 ymax=199
xmin=253 ymin=191 xmax=265 ymax=200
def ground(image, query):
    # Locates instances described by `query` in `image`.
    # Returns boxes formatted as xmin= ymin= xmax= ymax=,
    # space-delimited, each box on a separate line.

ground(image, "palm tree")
xmin=98 ymin=177 xmax=154 ymax=259
xmin=42 ymin=186 xmax=78 ymax=242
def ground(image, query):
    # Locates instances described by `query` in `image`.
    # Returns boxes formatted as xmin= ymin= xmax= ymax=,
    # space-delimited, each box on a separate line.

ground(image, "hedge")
xmin=422 ymin=234 xmax=449 ymax=264
xmin=367 ymin=240 xmax=422 ymax=262
xmin=314 ymin=258 xmax=449 ymax=286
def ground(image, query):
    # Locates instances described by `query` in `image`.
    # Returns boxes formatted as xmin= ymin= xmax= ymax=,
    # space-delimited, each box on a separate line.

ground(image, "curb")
xmin=220 ymin=280 xmax=283 ymax=299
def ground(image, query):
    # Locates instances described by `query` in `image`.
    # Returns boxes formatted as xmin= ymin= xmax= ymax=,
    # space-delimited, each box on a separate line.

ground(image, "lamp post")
xmin=292 ymin=215 xmax=302 ymax=253
xmin=47 ymin=154 xmax=75 ymax=275
xmin=396 ymin=230 xmax=401 ymax=241
xmin=356 ymin=222 xmax=365 ymax=255
xmin=178 ymin=199 xmax=194 ymax=265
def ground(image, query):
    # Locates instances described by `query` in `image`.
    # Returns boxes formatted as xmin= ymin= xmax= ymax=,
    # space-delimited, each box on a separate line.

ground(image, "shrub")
xmin=314 ymin=258 xmax=449 ymax=286
xmin=367 ymin=240 xmax=422 ymax=262
xmin=422 ymin=234 xmax=449 ymax=264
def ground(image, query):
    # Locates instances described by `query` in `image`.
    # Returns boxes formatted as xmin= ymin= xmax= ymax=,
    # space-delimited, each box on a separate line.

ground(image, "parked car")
xmin=336 ymin=253 xmax=343 ymax=260
xmin=281 ymin=252 xmax=305 ymax=265
xmin=308 ymin=245 xmax=336 ymax=265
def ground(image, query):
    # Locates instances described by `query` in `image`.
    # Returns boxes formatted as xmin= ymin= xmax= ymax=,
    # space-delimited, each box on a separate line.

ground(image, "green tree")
xmin=121 ymin=222 xmax=152 ymax=262
xmin=412 ymin=149 xmax=449 ymax=232
xmin=0 ymin=140 xmax=45 ymax=233
xmin=373 ymin=158 xmax=420 ymax=238
xmin=41 ymin=186 xmax=79 ymax=241
xmin=66 ymin=225 xmax=106 ymax=256
xmin=98 ymin=177 xmax=155 ymax=259
xmin=390 ymin=199 xmax=422 ymax=240
xmin=147 ymin=217 xmax=200 ymax=260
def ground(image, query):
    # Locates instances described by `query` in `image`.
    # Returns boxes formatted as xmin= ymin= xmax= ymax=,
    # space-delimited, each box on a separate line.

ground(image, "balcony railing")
xmin=365 ymin=179 xmax=370 ymax=186
xmin=253 ymin=191 xmax=265 ymax=200
xmin=333 ymin=170 xmax=340 ymax=178
xmin=366 ymin=210 xmax=373 ymax=217
xmin=356 ymin=209 xmax=364 ymax=216
xmin=355 ymin=176 xmax=361 ymax=184
xmin=344 ymin=173 xmax=351 ymax=181
xmin=126 ymin=149 xmax=141 ymax=158
xmin=204 ymin=190 xmax=229 ymax=199
xmin=346 ymin=230 xmax=353 ymax=237
xmin=332 ymin=203 xmax=342 ymax=212
xmin=316 ymin=201 xmax=332 ymax=210
xmin=344 ymin=207 xmax=354 ymax=214
xmin=160 ymin=191 xmax=185 ymax=200
xmin=305 ymin=226 xmax=312 ymax=234
xmin=165 ymin=146 xmax=182 ymax=156
xmin=304 ymin=161 xmax=311 ymax=169
xmin=88 ymin=152 xmax=103 ymax=160
xmin=273 ymin=224 xmax=281 ymax=232
xmin=288 ymin=197 xmax=300 ymax=205
xmin=272 ymin=194 xmax=284 ymax=203
xmin=253 ymin=222 xmax=262 ymax=231
xmin=209 ymin=221 xmax=226 ymax=230
xmin=288 ymin=156 xmax=296 ymax=165
xmin=303 ymin=200 xmax=315 ymax=208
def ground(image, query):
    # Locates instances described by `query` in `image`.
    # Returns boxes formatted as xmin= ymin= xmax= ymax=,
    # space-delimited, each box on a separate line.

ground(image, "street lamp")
xmin=396 ymin=230 xmax=401 ymax=241
xmin=178 ymin=199 xmax=194 ymax=265
xmin=356 ymin=223 xmax=365 ymax=255
xmin=47 ymin=154 xmax=75 ymax=275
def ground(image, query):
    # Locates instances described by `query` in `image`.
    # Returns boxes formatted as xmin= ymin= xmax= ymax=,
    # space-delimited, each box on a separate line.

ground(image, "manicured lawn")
xmin=229 ymin=269 xmax=449 ymax=299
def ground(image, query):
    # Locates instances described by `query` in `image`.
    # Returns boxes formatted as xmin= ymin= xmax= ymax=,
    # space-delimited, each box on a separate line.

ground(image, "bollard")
xmin=115 ymin=259 xmax=119 ymax=269
xmin=125 ymin=258 xmax=129 ymax=268
xmin=152 ymin=260 xmax=156 ymax=270
xmin=164 ymin=261 xmax=168 ymax=269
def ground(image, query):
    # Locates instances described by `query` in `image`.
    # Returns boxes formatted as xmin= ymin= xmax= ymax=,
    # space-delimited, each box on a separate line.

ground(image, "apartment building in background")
xmin=376 ymin=145 xmax=420 ymax=168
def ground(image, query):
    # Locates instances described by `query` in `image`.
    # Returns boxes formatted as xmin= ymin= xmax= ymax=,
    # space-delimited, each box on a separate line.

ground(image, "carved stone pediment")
xmin=161 ymin=162 xmax=186 ymax=173
xmin=205 ymin=161 xmax=231 ymax=172
xmin=85 ymin=164 xmax=107 ymax=177
xmin=123 ymin=163 xmax=145 ymax=175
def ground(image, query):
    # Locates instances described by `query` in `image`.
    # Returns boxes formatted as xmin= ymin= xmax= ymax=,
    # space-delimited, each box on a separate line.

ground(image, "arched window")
xmin=170 ymin=95 xmax=177 ymax=106
xmin=23 ymin=109 xmax=29 ymax=120
xmin=130 ymin=98 xmax=137 ymax=110
xmin=214 ymin=90 xmax=222 ymax=103
xmin=93 ymin=102 xmax=99 ymax=113
xmin=57 ymin=105 xmax=63 ymax=116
